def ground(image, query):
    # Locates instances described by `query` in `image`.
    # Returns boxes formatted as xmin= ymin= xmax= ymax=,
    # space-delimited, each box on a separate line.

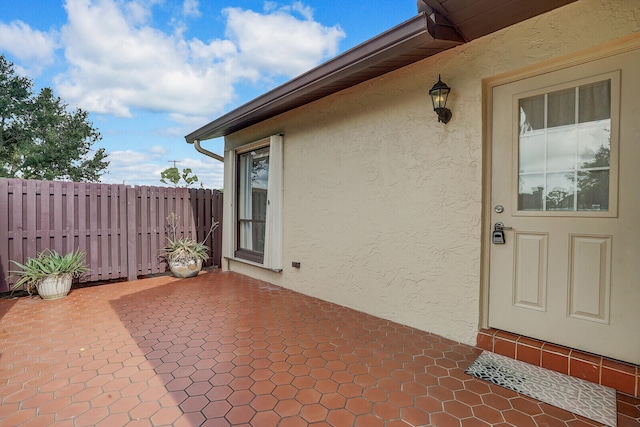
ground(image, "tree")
xmin=574 ymin=145 xmax=610 ymax=210
xmin=0 ymin=55 xmax=108 ymax=181
xmin=160 ymin=167 xmax=198 ymax=187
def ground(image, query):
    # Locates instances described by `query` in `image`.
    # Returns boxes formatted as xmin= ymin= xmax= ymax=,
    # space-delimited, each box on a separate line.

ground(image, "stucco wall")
xmin=222 ymin=0 xmax=640 ymax=346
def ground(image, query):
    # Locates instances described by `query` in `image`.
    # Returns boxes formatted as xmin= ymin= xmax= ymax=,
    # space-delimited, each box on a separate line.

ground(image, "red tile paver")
xmin=0 ymin=270 xmax=638 ymax=426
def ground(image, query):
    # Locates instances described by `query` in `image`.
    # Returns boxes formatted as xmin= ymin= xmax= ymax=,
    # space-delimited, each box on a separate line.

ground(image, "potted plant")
xmin=162 ymin=213 xmax=218 ymax=278
xmin=9 ymin=249 xmax=90 ymax=300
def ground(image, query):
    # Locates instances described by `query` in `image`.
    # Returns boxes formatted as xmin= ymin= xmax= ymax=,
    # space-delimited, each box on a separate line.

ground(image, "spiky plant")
xmin=10 ymin=249 xmax=90 ymax=294
xmin=163 ymin=236 xmax=210 ymax=264
xmin=161 ymin=213 xmax=218 ymax=269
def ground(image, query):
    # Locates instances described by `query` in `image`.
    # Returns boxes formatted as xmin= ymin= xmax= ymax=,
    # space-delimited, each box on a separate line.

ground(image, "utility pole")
xmin=168 ymin=160 xmax=181 ymax=168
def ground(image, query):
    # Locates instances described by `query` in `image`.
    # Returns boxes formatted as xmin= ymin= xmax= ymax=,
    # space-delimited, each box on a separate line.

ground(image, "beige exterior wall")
xmin=222 ymin=0 xmax=640 ymax=346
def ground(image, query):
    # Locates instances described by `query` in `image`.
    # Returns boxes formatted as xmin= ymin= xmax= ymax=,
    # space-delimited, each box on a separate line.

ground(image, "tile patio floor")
xmin=1 ymin=270 xmax=639 ymax=427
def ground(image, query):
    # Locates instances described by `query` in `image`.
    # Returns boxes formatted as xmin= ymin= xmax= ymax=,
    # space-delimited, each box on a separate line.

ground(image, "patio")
xmin=0 ymin=270 xmax=638 ymax=427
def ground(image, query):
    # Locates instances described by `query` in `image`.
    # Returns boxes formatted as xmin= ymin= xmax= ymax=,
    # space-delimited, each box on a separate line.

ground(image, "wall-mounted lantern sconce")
xmin=429 ymin=75 xmax=452 ymax=124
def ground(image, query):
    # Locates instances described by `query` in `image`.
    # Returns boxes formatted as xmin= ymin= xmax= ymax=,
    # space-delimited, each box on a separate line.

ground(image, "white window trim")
xmin=224 ymin=134 xmax=283 ymax=271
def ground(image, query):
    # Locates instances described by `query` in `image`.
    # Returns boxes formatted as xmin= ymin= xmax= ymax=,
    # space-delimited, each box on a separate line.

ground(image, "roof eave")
xmin=185 ymin=12 xmax=464 ymax=142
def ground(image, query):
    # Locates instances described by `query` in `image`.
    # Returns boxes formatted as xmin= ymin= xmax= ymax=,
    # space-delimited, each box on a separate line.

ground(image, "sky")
xmin=0 ymin=0 xmax=417 ymax=189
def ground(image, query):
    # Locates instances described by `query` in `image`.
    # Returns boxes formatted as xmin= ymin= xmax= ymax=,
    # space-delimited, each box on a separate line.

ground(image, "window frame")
xmin=235 ymin=146 xmax=269 ymax=263
xmin=227 ymin=135 xmax=284 ymax=271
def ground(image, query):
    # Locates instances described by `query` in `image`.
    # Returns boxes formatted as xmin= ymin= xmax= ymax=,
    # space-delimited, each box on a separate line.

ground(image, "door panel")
xmin=513 ymin=233 xmax=547 ymax=311
xmin=568 ymin=234 xmax=611 ymax=323
xmin=489 ymin=48 xmax=640 ymax=364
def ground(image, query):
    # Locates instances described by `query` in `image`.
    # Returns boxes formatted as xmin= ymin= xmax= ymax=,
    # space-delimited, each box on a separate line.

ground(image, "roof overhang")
xmin=421 ymin=0 xmax=578 ymax=42
xmin=185 ymin=0 xmax=578 ymax=142
xmin=185 ymin=12 xmax=464 ymax=142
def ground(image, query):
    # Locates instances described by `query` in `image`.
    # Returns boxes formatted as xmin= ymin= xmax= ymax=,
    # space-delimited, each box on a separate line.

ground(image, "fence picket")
xmin=157 ymin=186 xmax=168 ymax=274
xmin=63 ymin=181 xmax=74 ymax=253
xmin=11 ymin=180 xmax=24 ymax=275
xmin=25 ymin=180 xmax=37 ymax=257
xmin=99 ymin=183 xmax=109 ymax=278
xmin=118 ymin=185 xmax=127 ymax=278
xmin=139 ymin=186 xmax=149 ymax=274
xmin=148 ymin=186 xmax=159 ymax=274
xmin=38 ymin=181 xmax=54 ymax=251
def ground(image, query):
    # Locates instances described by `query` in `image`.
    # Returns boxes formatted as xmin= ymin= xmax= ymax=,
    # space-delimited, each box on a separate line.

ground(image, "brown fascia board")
xmin=185 ymin=12 xmax=465 ymax=142
xmin=422 ymin=0 xmax=578 ymax=42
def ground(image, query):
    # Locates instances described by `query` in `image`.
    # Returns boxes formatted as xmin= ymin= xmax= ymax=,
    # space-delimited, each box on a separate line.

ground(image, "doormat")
xmin=465 ymin=351 xmax=616 ymax=426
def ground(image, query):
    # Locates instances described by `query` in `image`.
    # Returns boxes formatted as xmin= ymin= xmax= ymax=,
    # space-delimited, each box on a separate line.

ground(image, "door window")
xmin=518 ymin=80 xmax=612 ymax=212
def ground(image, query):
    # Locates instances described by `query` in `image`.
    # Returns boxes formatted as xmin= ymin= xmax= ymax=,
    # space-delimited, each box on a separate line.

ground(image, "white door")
xmin=489 ymin=47 xmax=640 ymax=365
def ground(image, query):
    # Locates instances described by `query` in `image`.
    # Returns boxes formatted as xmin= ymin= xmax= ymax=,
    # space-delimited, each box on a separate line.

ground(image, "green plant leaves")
xmin=163 ymin=237 xmax=209 ymax=263
xmin=9 ymin=249 xmax=90 ymax=294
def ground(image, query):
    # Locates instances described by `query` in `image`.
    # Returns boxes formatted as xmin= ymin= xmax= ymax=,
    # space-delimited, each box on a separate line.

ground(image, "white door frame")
xmin=479 ymin=32 xmax=640 ymax=331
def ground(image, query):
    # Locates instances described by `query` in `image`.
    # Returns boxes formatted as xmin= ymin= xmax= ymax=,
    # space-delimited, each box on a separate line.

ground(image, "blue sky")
xmin=0 ymin=0 xmax=417 ymax=188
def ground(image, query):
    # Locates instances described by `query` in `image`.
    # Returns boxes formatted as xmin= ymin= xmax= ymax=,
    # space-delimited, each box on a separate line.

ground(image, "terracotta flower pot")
xmin=37 ymin=274 xmax=73 ymax=300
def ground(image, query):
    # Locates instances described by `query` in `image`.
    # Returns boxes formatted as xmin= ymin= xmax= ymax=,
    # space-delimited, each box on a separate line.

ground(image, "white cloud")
xmin=223 ymin=6 xmax=345 ymax=77
xmin=172 ymin=0 xmax=201 ymax=36
xmin=54 ymin=0 xmax=345 ymax=121
xmin=168 ymin=112 xmax=212 ymax=126
xmin=0 ymin=20 xmax=57 ymax=75
xmin=123 ymin=1 xmax=152 ymax=26
xmin=148 ymin=145 xmax=168 ymax=156
xmin=100 ymin=149 xmax=162 ymax=185
xmin=56 ymin=0 xmax=234 ymax=118
xmin=182 ymin=0 xmax=201 ymax=18
xmin=178 ymin=157 xmax=225 ymax=189
xmin=102 ymin=148 xmax=224 ymax=188
xmin=291 ymin=2 xmax=315 ymax=20
xmin=107 ymin=149 xmax=154 ymax=165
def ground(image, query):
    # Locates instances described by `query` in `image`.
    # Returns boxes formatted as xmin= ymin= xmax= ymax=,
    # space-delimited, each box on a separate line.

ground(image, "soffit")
xmin=422 ymin=0 xmax=577 ymax=41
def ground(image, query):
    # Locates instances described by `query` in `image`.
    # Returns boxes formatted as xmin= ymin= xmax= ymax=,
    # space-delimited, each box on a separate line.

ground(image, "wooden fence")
xmin=0 ymin=178 xmax=222 ymax=293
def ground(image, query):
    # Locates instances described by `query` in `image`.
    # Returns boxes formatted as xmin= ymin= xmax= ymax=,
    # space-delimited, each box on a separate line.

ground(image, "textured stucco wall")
xmin=223 ymin=0 xmax=640 ymax=346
